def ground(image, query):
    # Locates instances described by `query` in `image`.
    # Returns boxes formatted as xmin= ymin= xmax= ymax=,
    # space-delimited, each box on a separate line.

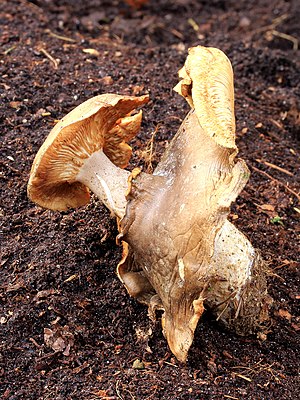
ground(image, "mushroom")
xmin=28 ymin=46 xmax=271 ymax=363
xmin=28 ymin=93 xmax=149 ymax=218
xmin=117 ymin=46 xmax=271 ymax=361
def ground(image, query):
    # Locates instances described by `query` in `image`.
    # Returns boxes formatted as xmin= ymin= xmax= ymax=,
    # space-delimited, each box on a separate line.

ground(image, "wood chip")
xmin=9 ymin=101 xmax=22 ymax=109
xmin=277 ymin=309 xmax=292 ymax=321
xmin=258 ymin=204 xmax=275 ymax=211
xmin=82 ymin=48 xmax=100 ymax=56
xmin=99 ymin=76 xmax=114 ymax=85
xmin=63 ymin=274 xmax=79 ymax=283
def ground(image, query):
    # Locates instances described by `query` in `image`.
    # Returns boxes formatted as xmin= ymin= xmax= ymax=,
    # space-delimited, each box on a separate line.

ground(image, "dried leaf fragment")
xmin=132 ymin=359 xmax=145 ymax=369
xmin=44 ymin=323 xmax=74 ymax=356
xmin=33 ymin=288 xmax=59 ymax=301
xmin=259 ymin=204 xmax=275 ymax=211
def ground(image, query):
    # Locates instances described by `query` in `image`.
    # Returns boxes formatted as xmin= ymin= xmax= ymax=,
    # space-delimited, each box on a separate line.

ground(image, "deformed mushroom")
xmin=118 ymin=46 xmax=271 ymax=361
xmin=28 ymin=46 xmax=271 ymax=363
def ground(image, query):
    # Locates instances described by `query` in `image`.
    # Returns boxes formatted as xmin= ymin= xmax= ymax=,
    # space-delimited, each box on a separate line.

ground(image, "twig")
xmin=254 ymin=13 xmax=289 ymax=33
xmin=116 ymin=380 xmax=135 ymax=400
xmin=44 ymin=391 xmax=58 ymax=400
xmin=3 ymin=46 xmax=16 ymax=55
xmin=251 ymin=165 xmax=300 ymax=201
xmin=253 ymin=14 xmax=298 ymax=50
xmin=231 ymin=359 xmax=284 ymax=384
xmin=270 ymin=30 xmax=298 ymax=50
xmin=0 ymin=160 xmax=22 ymax=175
xmin=269 ymin=118 xmax=283 ymax=130
xmin=169 ymin=28 xmax=184 ymax=39
xmin=188 ymin=18 xmax=199 ymax=32
xmin=29 ymin=337 xmax=42 ymax=349
xmin=39 ymin=48 xmax=59 ymax=69
xmin=164 ymin=361 xmax=178 ymax=367
xmin=235 ymin=373 xmax=252 ymax=382
xmin=36 ymin=350 xmax=60 ymax=361
xmin=45 ymin=29 xmax=76 ymax=43
xmin=72 ymin=361 xmax=90 ymax=374
xmin=116 ymin=380 xmax=124 ymax=400
xmin=255 ymin=158 xmax=293 ymax=176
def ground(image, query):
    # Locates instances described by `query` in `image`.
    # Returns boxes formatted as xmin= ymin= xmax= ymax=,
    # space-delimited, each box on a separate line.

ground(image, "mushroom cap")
xmin=174 ymin=46 xmax=236 ymax=149
xmin=28 ymin=94 xmax=149 ymax=211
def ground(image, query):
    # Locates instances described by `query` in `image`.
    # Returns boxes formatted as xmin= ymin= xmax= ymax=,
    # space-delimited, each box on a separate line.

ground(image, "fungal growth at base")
xmin=28 ymin=46 xmax=271 ymax=363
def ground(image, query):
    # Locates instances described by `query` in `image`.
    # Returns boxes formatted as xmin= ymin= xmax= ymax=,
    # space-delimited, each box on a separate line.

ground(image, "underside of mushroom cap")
xmin=28 ymin=94 xmax=149 ymax=211
xmin=174 ymin=46 xmax=236 ymax=150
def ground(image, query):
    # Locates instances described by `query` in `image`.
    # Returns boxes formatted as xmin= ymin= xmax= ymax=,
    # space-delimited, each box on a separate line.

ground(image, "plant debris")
xmin=44 ymin=323 xmax=75 ymax=356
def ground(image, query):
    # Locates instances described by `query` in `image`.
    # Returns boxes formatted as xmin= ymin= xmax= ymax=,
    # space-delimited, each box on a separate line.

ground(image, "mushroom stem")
xmin=76 ymin=149 xmax=130 ymax=218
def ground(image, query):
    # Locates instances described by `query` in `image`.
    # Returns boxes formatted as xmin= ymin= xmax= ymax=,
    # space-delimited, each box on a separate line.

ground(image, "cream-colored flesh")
xmin=207 ymin=219 xmax=254 ymax=307
xmin=76 ymin=149 xmax=130 ymax=218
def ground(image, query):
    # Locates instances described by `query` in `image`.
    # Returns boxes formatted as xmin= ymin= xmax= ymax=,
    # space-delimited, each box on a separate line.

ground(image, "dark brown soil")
xmin=1 ymin=1 xmax=299 ymax=399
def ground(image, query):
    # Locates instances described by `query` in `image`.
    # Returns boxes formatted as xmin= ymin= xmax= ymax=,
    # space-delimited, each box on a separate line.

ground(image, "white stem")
xmin=76 ymin=150 xmax=130 ymax=219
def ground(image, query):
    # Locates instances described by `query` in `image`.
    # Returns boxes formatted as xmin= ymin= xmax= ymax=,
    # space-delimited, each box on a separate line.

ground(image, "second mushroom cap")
xmin=28 ymin=94 xmax=149 ymax=211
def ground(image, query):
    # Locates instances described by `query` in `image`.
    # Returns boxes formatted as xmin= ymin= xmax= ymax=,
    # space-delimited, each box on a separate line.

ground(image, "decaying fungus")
xmin=28 ymin=46 xmax=271 ymax=363
xmin=117 ymin=47 xmax=272 ymax=361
